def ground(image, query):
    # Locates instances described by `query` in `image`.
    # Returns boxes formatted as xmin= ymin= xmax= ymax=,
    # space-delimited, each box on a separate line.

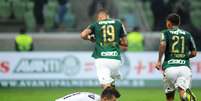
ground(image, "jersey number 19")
xmin=101 ymin=25 xmax=115 ymax=42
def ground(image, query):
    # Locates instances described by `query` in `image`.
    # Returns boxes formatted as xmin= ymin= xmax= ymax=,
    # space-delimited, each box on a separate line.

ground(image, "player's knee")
xmin=178 ymin=87 xmax=186 ymax=97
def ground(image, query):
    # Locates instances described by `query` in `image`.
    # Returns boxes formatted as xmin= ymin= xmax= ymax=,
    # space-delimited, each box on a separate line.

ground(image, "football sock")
xmin=181 ymin=92 xmax=191 ymax=101
xmin=186 ymin=89 xmax=197 ymax=101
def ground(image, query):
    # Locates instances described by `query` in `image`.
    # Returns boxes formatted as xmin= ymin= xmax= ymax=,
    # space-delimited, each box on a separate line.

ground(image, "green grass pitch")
xmin=0 ymin=87 xmax=201 ymax=101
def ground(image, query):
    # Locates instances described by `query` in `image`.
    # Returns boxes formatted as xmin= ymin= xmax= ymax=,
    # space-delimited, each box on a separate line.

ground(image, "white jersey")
xmin=55 ymin=92 xmax=100 ymax=101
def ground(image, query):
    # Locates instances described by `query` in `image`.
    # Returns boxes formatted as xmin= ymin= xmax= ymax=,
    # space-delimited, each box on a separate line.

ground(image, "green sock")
xmin=181 ymin=92 xmax=191 ymax=101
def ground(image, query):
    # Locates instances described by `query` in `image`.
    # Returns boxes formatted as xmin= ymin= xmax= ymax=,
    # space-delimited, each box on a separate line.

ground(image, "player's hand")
xmin=120 ymin=45 xmax=127 ymax=51
xmin=155 ymin=61 xmax=161 ymax=70
xmin=87 ymin=34 xmax=95 ymax=42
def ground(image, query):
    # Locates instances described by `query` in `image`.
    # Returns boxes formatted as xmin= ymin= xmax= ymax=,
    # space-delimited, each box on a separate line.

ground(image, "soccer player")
xmin=55 ymin=87 xmax=120 ymax=101
xmin=80 ymin=8 xmax=127 ymax=90
xmin=155 ymin=13 xmax=197 ymax=101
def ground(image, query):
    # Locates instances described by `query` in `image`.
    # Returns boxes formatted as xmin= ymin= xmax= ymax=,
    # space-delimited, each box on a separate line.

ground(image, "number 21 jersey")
xmin=161 ymin=28 xmax=196 ymax=70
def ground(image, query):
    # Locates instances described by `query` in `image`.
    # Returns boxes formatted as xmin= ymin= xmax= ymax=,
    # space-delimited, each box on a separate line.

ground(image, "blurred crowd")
xmin=150 ymin=0 xmax=201 ymax=50
xmin=0 ymin=0 xmax=200 ymax=50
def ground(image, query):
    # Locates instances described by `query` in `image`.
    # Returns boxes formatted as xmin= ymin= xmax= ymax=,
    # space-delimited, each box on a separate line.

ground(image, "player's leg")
xmin=164 ymin=80 xmax=176 ymax=101
xmin=178 ymin=87 xmax=192 ymax=101
xmin=176 ymin=66 xmax=197 ymax=101
xmin=163 ymin=67 xmax=177 ymax=101
xmin=186 ymin=89 xmax=197 ymax=101
xmin=110 ymin=59 xmax=121 ymax=88
xmin=108 ymin=59 xmax=122 ymax=98
xmin=95 ymin=59 xmax=114 ymax=89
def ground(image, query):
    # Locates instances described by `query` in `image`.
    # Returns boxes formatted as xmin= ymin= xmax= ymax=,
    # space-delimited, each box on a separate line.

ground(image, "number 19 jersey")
xmin=88 ymin=18 xmax=127 ymax=60
xmin=161 ymin=28 xmax=196 ymax=70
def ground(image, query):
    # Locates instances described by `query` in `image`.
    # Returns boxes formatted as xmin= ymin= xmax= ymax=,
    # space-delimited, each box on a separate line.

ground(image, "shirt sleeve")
xmin=119 ymin=23 xmax=127 ymax=38
xmin=160 ymin=32 xmax=166 ymax=42
xmin=87 ymin=23 xmax=95 ymax=34
xmin=189 ymin=34 xmax=196 ymax=51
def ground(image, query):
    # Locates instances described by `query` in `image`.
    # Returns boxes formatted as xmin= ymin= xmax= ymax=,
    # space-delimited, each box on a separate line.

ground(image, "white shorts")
xmin=95 ymin=58 xmax=122 ymax=85
xmin=163 ymin=66 xmax=192 ymax=94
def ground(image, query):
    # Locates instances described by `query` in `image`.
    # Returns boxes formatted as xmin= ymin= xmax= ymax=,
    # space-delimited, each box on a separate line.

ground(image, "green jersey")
xmin=161 ymin=27 xmax=196 ymax=70
xmin=88 ymin=18 xmax=126 ymax=60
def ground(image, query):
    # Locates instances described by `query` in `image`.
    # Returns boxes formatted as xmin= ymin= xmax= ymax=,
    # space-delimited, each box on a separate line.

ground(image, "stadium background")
xmin=0 ymin=0 xmax=201 ymax=101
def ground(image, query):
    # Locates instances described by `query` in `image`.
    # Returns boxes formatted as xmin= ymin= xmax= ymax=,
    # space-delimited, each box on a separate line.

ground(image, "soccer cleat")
xmin=186 ymin=89 xmax=197 ymax=101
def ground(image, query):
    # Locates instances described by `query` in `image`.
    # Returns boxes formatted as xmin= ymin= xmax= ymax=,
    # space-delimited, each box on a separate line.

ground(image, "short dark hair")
xmin=167 ymin=13 xmax=180 ymax=26
xmin=96 ymin=8 xmax=109 ymax=16
xmin=101 ymin=87 xmax=120 ymax=99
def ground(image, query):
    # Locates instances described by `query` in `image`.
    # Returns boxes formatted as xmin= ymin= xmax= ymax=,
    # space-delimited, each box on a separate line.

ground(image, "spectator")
xmin=88 ymin=0 xmax=118 ymax=18
xmin=88 ymin=0 xmax=106 ymax=17
xmin=127 ymin=27 xmax=144 ymax=52
xmin=123 ymin=9 xmax=139 ymax=32
xmin=168 ymin=0 xmax=201 ymax=50
xmin=15 ymin=28 xmax=33 ymax=51
xmin=56 ymin=0 xmax=69 ymax=30
xmin=33 ymin=0 xmax=48 ymax=32
xmin=151 ymin=0 xmax=169 ymax=31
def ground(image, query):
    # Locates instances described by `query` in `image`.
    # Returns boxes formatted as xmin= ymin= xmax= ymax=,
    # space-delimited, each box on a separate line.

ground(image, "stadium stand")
xmin=0 ymin=0 xmax=11 ymax=19
xmin=44 ymin=0 xmax=58 ymax=31
xmin=0 ymin=0 xmax=200 ymax=50
xmin=24 ymin=1 xmax=35 ymax=31
xmin=191 ymin=0 xmax=201 ymax=28
xmin=12 ymin=0 xmax=26 ymax=20
xmin=0 ymin=0 xmax=200 ymax=32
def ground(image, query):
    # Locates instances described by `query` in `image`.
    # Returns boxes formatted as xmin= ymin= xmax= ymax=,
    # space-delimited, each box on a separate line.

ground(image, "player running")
xmin=80 ymin=8 xmax=127 ymax=90
xmin=155 ymin=13 xmax=197 ymax=101
xmin=55 ymin=87 xmax=120 ymax=101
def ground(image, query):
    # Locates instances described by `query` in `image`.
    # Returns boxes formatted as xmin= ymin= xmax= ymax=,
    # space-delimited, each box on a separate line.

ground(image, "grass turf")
xmin=0 ymin=87 xmax=200 ymax=101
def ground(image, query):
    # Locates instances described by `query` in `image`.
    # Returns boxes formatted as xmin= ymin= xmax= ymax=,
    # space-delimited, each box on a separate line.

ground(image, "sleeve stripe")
xmin=122 ymin=24 xmax=127 ymax=35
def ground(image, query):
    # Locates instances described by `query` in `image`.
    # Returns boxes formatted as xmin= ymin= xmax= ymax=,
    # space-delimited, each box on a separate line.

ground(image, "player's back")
xmin=55 ymin=92 xmax=100 ymax=101
xmin=89 ymin=18 xmax=126 ymax=60
xmin=162 ymin=28 xmax=196 ymax=69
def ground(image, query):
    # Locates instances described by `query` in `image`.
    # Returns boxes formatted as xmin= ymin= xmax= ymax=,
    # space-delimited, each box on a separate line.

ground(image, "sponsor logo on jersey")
xmin=98 ymin=20 xmax=115 ymax=25
xmin=14 ymin=56 xmax=80 ymax=76
xmin=170 ymin=29 xmax=186 ymax=35
xmin=168 ymin=59 xmax=186 ymax=64
xmin=101 ymin=51 xmax=118 ymax=56
xmin=171 ymin=54 xmax=186 ymax=58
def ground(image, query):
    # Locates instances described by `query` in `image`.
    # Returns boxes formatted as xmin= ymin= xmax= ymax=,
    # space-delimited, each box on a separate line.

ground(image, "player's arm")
xmin=155 ymin=33 xmax=166 ymax=70
xmin=119 ymin=23 xmax=128 ymax=51
xmin=120 ymin=36 xmax=128 ymax=51
xmin=80 ymin=25 xmax=95 ymax=42
xmin=80 ymin=28 xmax=92 ymax=40
xmin=190 ymin=51 xmax=197 ymax=58
xmin=189 ymin=34 xmax=197 ymax=58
